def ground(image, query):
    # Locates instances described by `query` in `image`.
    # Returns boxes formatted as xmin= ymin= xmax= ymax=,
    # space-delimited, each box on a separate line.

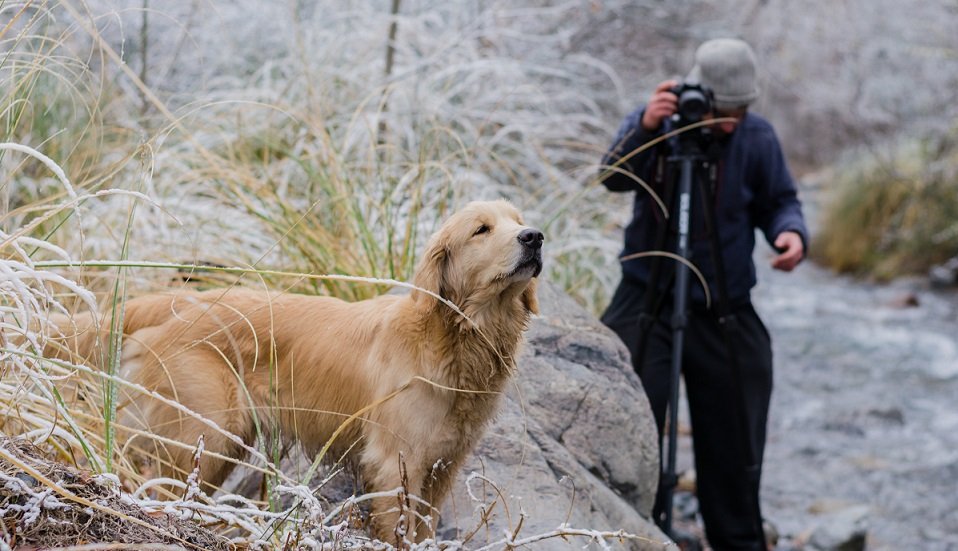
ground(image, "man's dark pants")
xmin=601 ymin=277 xmax=772 ymax=551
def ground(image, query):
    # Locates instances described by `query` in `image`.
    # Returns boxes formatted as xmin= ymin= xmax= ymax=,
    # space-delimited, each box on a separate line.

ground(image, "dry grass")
xmin=813 ymin=132 xmax=958 ymax=280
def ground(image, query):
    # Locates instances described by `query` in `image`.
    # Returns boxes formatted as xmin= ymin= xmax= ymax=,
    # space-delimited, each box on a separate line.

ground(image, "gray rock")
xmin=929 ymin=256 xmax=958 ymax=288
xmin=807 ymin=505 xmax=869 ymax=551
xmin=439 ymin=282 xmax=667 ymax=549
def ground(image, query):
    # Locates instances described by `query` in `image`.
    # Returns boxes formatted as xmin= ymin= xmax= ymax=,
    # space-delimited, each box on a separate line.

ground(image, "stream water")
xmin=752 ymin=247 xmax=958 ymax=549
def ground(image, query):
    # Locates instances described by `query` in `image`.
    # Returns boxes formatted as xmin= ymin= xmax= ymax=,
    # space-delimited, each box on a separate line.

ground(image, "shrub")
xmin=813 ymin=131 xmax=958 ymax=280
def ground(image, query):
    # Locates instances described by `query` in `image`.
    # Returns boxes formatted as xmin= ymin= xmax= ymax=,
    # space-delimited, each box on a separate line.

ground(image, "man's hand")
xmin=640 ymin=79 xmax=679 ymax=131
xmin=771 ymin=231 xmax=804 ymax=272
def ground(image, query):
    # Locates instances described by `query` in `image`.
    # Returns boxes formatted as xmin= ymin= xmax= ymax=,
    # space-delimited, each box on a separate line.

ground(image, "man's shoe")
xmin=668 ymin=527 xmax=703 ymax=551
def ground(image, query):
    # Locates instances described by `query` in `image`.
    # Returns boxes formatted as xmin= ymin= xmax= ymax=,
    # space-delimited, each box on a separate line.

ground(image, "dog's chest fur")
xmin=428 ymin=309 xmax=526 ymax=445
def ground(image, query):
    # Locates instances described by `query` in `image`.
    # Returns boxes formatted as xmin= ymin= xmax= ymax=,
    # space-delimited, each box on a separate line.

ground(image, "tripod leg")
xmin=632 ymin=163 xmax=679 ymax=380
xmin=658 ymin=153 xmax=697 ymax=537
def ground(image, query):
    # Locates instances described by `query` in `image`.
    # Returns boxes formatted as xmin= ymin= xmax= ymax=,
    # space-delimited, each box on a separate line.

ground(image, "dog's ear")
xmin=411 ymin=235 xmax=448 ymax=312
xmin=521 ymin=278 xmax=539 ymax=315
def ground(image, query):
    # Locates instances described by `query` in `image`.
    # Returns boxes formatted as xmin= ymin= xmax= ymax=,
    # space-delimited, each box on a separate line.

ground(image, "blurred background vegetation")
xmin=813 ymin=131 xmax=958 ymax=280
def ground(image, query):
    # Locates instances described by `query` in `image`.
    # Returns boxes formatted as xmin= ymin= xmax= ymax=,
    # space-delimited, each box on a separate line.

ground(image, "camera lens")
xmin=678 ymin=88 xmax=709 ymax=123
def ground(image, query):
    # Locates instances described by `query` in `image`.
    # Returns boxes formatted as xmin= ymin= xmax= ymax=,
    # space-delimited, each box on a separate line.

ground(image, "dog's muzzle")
xmin=516 ymin=228 xmax=544 ymax=277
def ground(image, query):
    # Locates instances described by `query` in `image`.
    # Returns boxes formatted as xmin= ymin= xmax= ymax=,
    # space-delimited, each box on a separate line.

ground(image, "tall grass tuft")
xmin=813 ymin=131 xmax=958 ymax=280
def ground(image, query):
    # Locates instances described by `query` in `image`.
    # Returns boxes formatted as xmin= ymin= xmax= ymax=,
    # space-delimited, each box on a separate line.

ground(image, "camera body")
xmin=670 ymin=82 xmax=714 ymax=125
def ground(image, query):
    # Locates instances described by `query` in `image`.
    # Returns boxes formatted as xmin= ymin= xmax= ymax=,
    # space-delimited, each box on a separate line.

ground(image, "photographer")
xmin=598 ymin=38 xmax=807 ymax=550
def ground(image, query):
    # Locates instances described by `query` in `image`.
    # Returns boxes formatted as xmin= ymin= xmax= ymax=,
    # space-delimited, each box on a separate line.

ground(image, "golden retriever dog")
xmin=46 ymin=199 xmax=542 ymax=544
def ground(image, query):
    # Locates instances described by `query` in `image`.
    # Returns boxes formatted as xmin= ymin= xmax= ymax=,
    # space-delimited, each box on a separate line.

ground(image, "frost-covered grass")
xmin=1 ymin=432 xmax=669 ymax=549
xmin=0 ymin=1 xmax=665 ymax=548
xmin=2 ymin=0 xmax=630 ymax=305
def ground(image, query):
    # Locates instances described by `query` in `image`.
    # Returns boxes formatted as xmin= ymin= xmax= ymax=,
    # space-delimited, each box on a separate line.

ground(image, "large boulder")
xmin=438 ymin=282 xmax=667 ymax=549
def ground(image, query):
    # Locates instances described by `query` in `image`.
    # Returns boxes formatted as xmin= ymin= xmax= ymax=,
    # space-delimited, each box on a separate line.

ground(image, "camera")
xmin=670 ymin=82 xmax=713 ymax=125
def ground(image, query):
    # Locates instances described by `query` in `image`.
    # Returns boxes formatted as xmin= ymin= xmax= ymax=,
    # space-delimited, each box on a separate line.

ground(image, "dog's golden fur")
xmin=46 ymin=200 xmax=542 ymax=543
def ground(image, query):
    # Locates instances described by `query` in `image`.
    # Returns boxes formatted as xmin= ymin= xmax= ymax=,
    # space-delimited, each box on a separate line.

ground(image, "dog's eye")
xmin=473 ymin=224 xmax=490 ymax=236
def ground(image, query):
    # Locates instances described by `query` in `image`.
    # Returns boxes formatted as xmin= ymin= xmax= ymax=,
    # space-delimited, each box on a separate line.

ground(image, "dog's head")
xmin=412 ymin=200 xmax=542 ymax=317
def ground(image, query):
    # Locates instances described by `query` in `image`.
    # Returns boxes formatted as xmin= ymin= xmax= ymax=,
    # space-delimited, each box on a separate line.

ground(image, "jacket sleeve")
xmin=598 ymin=106 xmax=665 ymax=193
xmin=752 ymin=127 xmax=809 ymax=256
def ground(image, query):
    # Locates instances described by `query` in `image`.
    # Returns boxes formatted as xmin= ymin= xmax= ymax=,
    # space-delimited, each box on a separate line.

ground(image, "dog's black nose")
xmin=518 ymin=228 xmax=544 ymax=250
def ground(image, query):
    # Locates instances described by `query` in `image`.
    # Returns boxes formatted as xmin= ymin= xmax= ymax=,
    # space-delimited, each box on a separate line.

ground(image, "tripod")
xmin=632 ymin=124 xmax=765 ymax=547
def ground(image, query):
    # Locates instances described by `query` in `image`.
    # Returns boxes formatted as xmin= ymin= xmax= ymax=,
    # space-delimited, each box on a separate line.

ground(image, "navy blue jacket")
xmin=600 ymin=107 xmax=808 ymax=306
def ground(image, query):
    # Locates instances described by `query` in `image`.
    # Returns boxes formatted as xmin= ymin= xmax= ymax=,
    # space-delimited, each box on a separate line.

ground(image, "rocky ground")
xmin=756 ymin=254 xmax=958 ymax=550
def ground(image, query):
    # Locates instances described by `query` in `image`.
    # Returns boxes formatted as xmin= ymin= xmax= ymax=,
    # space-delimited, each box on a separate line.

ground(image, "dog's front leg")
xmin=363 ymin=452 xmax=427 ymax=547
xmin=416 ymin=455 xmax=462 ymax=541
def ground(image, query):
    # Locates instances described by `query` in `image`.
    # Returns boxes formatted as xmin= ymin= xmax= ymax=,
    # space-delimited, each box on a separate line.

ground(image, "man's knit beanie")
xmin=685 ymin=38 xmax=760 ymax=110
